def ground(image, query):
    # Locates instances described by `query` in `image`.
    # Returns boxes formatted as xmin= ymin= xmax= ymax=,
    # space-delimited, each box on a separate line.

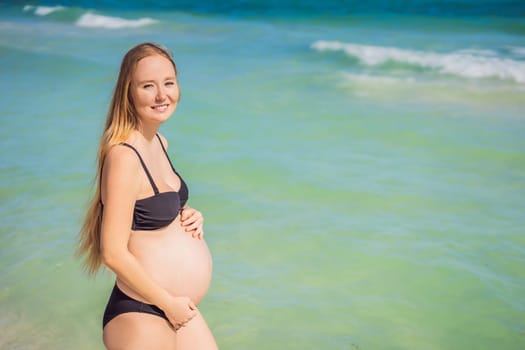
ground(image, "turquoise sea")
xmin=1 ymin=1 xmax=525 ymax=349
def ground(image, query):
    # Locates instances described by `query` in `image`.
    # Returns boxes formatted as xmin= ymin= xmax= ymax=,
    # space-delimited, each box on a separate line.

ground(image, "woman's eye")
xmin=165 ymin=81 xmax=175 ymax=86
xmin=143 ymin=84 xmax=154 ymax=89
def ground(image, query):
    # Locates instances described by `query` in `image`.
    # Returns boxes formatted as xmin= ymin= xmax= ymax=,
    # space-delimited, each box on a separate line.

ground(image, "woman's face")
xmin=130 ymin=54 xmax=179 ymax=125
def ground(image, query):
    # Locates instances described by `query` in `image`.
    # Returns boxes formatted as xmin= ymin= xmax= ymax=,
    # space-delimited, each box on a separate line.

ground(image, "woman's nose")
xmin=155 ymin=86 xmax=166 ymax=101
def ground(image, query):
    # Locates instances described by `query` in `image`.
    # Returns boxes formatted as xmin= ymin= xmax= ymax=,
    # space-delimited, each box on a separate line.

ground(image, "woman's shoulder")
xmin=104 ymin=143 xmax=141 ymax=173
xmin=101 ymin=144 xmax=142 ymax=199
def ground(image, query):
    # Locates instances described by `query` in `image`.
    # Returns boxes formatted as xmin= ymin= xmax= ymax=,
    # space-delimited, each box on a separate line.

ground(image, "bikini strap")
xmin=155 ymin=133 xmax=177 ymax=173
xmin=120 ymin=143 xmax=159 ymax=194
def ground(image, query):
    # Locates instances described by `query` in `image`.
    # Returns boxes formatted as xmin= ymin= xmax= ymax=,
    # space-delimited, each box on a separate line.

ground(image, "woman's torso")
xmin=113 ymin=136 xmax=213 ymax=304
xmin=120 ymin=219 xmax=213 ymax=304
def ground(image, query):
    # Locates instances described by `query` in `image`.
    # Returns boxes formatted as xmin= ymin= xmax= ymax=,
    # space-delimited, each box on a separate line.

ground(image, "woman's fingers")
xmin=184 ymin=216 xmax=202 ymax=230
xmin=183 ymin=211 xmax=201 ymax=226
xmin=180 ymin=207 xmax=194 ymax=221
xmin=170 ymin=310 xmax=196 ymax=329
xmin=180 ymin=207 xmax=204 ymax=237
xmin=180 ymin=207 xmax=200 ymax=220
xmin=192 ymin=227 xmax=204 ymax=239
xmin=181 ymin=208 xmax=195 ymax=224
xmin=165 ymin=296 xmax=198 ymax=332
xmin=187 ymin=219 xmax=203 ymax=233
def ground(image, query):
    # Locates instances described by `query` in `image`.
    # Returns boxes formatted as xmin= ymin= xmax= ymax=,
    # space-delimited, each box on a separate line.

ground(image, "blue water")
xmin=1 ymin=1 xmax=525 ymax=349
xmin=20 ymin=0 xmax=525 ymax=16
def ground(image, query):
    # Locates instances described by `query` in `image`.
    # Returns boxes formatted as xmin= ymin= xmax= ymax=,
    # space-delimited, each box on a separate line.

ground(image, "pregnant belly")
xmin=124 ymin=221 xmax=213 ymax=305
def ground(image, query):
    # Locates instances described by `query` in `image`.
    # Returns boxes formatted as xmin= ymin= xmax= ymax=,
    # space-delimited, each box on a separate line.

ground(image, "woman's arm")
xmin=100 ymin=145 xmax=196 ymax=328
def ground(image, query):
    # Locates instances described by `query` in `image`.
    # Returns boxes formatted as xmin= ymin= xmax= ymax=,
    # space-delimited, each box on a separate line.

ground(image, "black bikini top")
xmin=119 ymin=134 xmax=188 ymax=230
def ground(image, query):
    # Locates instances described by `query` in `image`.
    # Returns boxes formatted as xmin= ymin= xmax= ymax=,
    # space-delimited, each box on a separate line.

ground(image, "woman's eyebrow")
xmin=136 ymin=77 xmax=176 ymax=85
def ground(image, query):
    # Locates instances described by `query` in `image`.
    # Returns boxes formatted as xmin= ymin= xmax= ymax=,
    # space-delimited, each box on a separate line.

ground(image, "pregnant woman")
xmin=78 ymin=42 xmax=217 ymax=349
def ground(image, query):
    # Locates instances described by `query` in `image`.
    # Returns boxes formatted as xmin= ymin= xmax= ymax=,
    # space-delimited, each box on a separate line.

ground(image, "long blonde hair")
xmin=77 ymin=42 xmax=178 ymax=275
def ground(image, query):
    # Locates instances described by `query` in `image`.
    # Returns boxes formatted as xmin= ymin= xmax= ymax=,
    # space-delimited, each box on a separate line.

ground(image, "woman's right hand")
xmin=163 ymin=296 xmax=198 ymax=330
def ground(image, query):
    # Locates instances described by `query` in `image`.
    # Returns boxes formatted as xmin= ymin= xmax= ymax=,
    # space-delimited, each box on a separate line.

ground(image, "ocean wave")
xmin=342 ymin=73 xmax=415 ymax=84
xmin=75 ymin=13 xmax=157 ymax=29
xmin=312 ymin=40 xmax=525 ymax=84
xmin=20 ymin=0 xmax=525 ymax=17
xmin=23 ymin=5 xmax=65 ymax=16
xmin=509 ymin=46 xmax=525 ymax=58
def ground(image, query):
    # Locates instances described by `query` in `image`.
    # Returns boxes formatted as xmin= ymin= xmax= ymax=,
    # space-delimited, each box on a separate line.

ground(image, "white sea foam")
xmin=509 ymin=46 xmax=525 ymax=58
xmin=312 ymin=40 xmax=525 ymax=84
xmin=23 ymin=5 xmax=65 ymax=16
xmin=456 ymin=48 xmax=498 ymax=57
xmin=341 ymin=73 xmax=415 ymax=84
xmin=76 ymin=13 xmax=156 ymax=29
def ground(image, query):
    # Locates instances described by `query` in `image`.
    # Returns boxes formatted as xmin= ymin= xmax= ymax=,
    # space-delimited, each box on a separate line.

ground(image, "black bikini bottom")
xmin=102 ymin=284 xmax=169 ymax=329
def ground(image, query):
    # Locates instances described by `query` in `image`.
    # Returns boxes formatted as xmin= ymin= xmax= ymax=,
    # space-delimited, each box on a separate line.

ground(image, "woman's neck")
xmin=137 ymin=121 xmax=160 ymax=143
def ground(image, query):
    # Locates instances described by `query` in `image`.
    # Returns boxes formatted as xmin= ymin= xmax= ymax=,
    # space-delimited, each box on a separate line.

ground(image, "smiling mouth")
xmin=152 ymin=104 xmax=169 ymax=111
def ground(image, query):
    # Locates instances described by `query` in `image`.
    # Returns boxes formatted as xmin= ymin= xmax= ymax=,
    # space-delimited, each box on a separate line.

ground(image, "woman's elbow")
xmin=101 ymin=247 xmax=126 ymax=271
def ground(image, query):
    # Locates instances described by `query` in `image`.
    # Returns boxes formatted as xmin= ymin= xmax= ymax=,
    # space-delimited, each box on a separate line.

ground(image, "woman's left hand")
xmin=180 ymin=206 xmax=204 ymax=239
